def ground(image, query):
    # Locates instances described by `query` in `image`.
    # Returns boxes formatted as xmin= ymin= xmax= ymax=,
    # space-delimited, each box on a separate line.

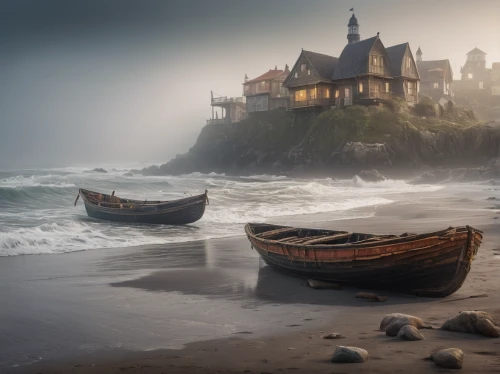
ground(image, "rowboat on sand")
xmin=75 ymin=188 xmax=208 ymax=225
xmin=245 ymin=223 xmax=483 ymax=298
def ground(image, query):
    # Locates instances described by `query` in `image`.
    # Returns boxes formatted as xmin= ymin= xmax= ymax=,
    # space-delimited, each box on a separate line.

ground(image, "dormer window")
xmin=433 ymin=82 xmax=439 ymax=89
xmin=468 ymin=73 xmax=473 ymax=79
xmin=300 ymin=63 xmax=307 ymax=72
xmin=294 ymin=72 xmax=298 ymax=78
xmin=307 ymin=69 xmax=311 ymax=75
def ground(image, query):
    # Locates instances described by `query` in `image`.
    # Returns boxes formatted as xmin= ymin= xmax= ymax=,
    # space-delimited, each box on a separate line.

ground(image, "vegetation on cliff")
xmin=144 ymin=98 xmax=499 ymax=176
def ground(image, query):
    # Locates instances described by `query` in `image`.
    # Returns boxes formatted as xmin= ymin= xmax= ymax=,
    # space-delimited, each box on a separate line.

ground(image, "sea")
xmin=0 ymin=165 xmax=445 ymax=257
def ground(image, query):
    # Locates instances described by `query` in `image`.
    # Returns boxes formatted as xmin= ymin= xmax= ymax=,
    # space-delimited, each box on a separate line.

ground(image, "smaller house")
xmin=386 ymin=43 xmax=419 ymax=104
xmin=243 ymin=67 xmax=290 ymax=113
xmin=208 ymin=91 xmax=246 ymax=125
xmin=416 ymin=48 xmax=453 ymax=103
xmin=455 ymin=47 xmax=491 ymax=106
xmin=282 ymin=50 xmax=338 ymax=109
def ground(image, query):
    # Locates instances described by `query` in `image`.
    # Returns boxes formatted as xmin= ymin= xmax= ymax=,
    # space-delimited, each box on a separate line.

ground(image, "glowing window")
xmin=359 ymin=83 xmax=364 ymax=93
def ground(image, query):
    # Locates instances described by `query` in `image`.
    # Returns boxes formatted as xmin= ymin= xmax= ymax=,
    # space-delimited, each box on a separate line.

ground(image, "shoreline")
xmin=3 ymin=185 xmax=500 ymax=373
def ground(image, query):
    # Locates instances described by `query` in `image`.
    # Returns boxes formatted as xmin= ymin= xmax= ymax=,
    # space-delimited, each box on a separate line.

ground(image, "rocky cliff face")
xmin=144 ymin=104 xmax=500 ymax=176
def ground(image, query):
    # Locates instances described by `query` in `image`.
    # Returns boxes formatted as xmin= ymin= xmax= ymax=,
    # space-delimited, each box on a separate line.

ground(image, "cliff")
xmin=144 ymin=99 xmax=500 ymax=177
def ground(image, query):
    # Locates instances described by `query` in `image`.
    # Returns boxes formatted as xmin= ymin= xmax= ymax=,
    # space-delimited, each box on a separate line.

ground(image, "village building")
xmin=242 ymin=67 xmax=290 ymax=113
xmin=207 ymin=91 xmax=247 ymax=125
xmin=455 ymin=47 xmax=492 ymax=106
xmin=282 ymin=50 xmax=338 ymax=109
xmin=284 ymin=13 xmax=419 ymax=110
xmin=415 ymin=47 xmax=454 ymax=103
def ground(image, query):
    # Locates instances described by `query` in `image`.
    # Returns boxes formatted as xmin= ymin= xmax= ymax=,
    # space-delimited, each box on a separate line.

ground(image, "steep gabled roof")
xmin=467 ymin=47 xmax=487 ymax=55
xmin=386 ymin=43 xmax=408 ymax=77
xmin=283 ymin=50 xmax=338 ymax=88
xmin=416 ymin=60 xmax=453 ymax=82
xmin=332 ymin=36 xmax=378 ymax=80
xmin=245 ymin=69 xmax=286 ymax=84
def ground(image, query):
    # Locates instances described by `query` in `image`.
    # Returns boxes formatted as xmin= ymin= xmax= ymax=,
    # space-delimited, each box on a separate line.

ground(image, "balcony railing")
xmin=206 ymin=118 xmax=230 ymax=125
xmin=292 ymin=98 xmax=332 ymax=108
xmin=211 ymin=96 xmax=245 ymax=105
xmin=360 ymin=91 xmax=392 ymax=101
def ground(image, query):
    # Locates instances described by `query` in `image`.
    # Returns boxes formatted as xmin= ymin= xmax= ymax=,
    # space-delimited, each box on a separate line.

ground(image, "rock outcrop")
xmin=431 ymin=348 xmax=464 ymax=369
xmin=143 ymin=105 xmax=500 ymax=176
xmin=441 ymin=311 xmax=500 ymax=337
xmin=380 ymin=313 xmax=424 ymax=337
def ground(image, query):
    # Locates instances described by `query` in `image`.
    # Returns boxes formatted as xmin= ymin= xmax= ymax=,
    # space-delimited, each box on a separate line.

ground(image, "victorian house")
xmin=284 ymin=13 xmax=419 ymax=110
xmin=242 ymin=67 xmax=290 ymax=112
xmin=415 ymin=47 xmax=453 ymax=103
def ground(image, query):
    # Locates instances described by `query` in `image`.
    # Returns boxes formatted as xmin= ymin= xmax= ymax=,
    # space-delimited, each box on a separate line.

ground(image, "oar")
xmin=74 ymin=191 xmax=80 ymax=206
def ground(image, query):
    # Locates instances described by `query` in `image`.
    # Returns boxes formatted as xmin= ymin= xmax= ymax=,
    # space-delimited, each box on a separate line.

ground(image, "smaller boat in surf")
xmin=75 ymin=188 xmax=208 ymax=224
xmin=245 ymin=223 xmax=483 ymax=298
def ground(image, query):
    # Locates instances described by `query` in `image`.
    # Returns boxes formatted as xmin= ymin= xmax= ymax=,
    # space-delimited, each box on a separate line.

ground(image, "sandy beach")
xmin=3 ymin=183 xmax=500 ymax=374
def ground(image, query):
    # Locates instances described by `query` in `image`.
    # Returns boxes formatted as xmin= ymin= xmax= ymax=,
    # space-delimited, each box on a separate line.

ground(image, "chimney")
xmin=244 ymin=73 xmax=248 ymax=82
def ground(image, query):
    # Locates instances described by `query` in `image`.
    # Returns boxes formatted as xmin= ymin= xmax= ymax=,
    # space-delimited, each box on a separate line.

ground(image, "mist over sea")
xmin=0 ymin=165 xmax=447 ymax=257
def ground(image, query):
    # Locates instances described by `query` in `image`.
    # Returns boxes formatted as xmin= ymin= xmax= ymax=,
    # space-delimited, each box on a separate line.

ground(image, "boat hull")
xmin=78 ymin=189 xmax=208 ymax=225
xmin=245 ymin=224 xmax=482 ymax=298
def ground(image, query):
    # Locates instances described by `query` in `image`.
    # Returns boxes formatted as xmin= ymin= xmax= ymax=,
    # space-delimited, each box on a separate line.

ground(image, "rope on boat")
xmin=205 ymin=189 xmax=209 ymax=205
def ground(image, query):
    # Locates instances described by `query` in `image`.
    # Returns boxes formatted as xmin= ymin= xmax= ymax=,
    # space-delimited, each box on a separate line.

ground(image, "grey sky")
xmin=1 ymin=0 xmax=499 ymax=168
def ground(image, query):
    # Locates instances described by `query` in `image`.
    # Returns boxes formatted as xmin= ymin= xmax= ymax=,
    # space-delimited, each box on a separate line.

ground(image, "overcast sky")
xmin=1 ymin=0 xmax=499 ymax=168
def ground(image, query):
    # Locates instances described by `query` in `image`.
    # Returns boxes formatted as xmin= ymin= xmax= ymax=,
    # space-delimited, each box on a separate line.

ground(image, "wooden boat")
xmin=245 ymin=223 xmax=483 ymax=298
xmin=75 ymin=188 xmax=208 ymax=224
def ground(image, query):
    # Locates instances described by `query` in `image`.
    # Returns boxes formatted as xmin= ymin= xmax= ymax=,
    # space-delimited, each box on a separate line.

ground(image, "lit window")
xmin=433 ymin=82 xmax=439 ymax=89
xmin=385 ymin=82 xmax=390 ymax=92
xmin=295 ymin=89 xmax=307 ymax=102
xmin=335 ymin=90 xmax=339 ymax=99
xmin=373 ymin=56 xmax=378 ymax=65
xmin=468 ymin=73 xmax=473 ymax=79
xmin=345 ymin=87 xmax=351 ymax=98
xmin=310 ymin=87 xmax=317 ymax=100
xmin=325 ymin=88 xmax=330 ymax=99
xmin=359 ymin=83 xmax=363 ymax=93
xmin=301 ymin=64 xmax=307 ymax=72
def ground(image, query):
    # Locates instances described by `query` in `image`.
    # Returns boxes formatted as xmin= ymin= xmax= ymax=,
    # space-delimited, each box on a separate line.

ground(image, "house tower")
xmin=347 ymin=13 xmax=360 ymax=44
xmin=416 ymin=47 xmax=422 ymax=62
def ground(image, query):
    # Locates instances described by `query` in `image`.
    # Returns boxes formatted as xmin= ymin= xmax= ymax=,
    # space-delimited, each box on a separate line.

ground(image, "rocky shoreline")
xmin=142 ymin=104 xmax=500 ymax=179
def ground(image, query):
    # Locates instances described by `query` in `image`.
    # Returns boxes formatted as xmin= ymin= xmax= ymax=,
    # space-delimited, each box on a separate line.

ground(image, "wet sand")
xmin=3 ymin=184 xmax=500 ymax=373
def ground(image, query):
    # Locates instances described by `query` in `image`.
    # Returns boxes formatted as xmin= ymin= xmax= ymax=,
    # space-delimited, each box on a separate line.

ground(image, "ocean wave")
xmin=0 ymin=175 xmax=76 ymax=189
xmin=203 ymin=197 xmax=392 ymax=224
xmin=0 ymin=220 xmax=237 ymax=256
xmin=350 ymin=176 xmax=444 ymax=192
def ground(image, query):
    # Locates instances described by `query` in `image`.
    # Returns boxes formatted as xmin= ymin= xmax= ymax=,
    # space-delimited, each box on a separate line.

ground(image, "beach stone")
xmin=431 ymin=348 xmax=464 ymax=369
xmin=380 ymin=313 xmax=424 ymax=336
xmin=355 ymin=292 xmax=388 ymax=302
xmin=358 ymin=169 xmax=386 ymax=182
xmin=397 ymin=325 xmax=424 ymax=341
xmin=331 ymin=346 xmax=369 ymax=363
xmin=323 ymin=333 xmax=346 ymax=340
xmin=307 ymin=279 xmax=342 ymax=290
xmin=441 ymin=311 xmax=500 ymax=337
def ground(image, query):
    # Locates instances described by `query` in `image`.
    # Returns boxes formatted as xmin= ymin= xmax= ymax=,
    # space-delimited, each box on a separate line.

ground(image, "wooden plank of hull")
xmin=246 ymin=224 xmax=482 ymax=298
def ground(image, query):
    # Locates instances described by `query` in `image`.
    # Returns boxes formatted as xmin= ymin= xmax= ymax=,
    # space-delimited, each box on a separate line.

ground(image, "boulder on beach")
xmin=355 ymin=292 xmax=388 ymax=302
xmin=380 ymin=313 xmax=424 ymax=337
xmin=441 ymin=311 xmax=500 ymax=337
xmin=323 ymin=333 xmax=346 ymax=340
xmin=307 ymin=279 xmax=342 ymax=290
xmin=431 ymin=348 xmax=464 ymax=369
xmin=331 ymin=346 xmax=369 ymax=363
xmin=358 ymin=169 xmax=386 ymax=182
xmin=397 ymin=325 xmax=424 ymax=341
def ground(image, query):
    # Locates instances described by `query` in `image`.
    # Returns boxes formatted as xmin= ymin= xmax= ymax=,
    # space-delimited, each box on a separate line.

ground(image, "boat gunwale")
xmin=244 ymin=223 xmax=482 ymax=250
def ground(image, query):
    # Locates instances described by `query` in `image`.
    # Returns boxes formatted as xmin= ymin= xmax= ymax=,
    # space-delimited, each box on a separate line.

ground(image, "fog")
xmin=1 ymin=0 xmax=499 ymax=168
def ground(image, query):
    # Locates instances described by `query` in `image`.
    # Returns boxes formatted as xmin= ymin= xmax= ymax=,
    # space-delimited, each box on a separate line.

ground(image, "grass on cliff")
xmin=306 ymin=98 xmax=480 ymax=150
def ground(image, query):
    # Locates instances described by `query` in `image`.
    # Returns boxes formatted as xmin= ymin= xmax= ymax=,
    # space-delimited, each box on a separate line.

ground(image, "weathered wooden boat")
xmin=245 ymin=223 xmax=483 ymax=298
xmin=75 ymin=188 xmax=208 ymax=224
